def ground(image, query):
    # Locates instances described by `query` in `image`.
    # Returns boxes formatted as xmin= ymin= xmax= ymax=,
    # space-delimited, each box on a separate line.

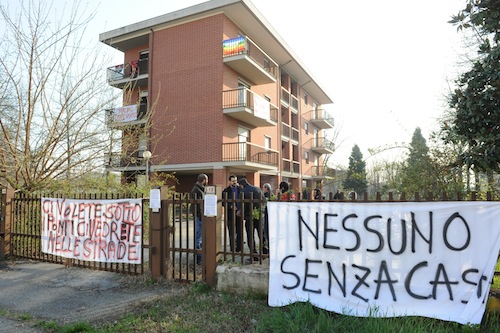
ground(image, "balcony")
xmin=304 ymin=166 xmax=332 ymax=180
xmin=222 ymin=142 xmax=279 ymax=170
xmin=104 ymin=152 xmax=147 ymax=169
xmin=105 ymin=104 xmax=147 ymax=128
xmin=223 ymin=36 xmax=277 ymax=84
xmin=282 ymin=159 xmax=300 ymax=175
xmin=106 ymin=58 xmax=148 ymax=89
xmin=280 ymin=87 xmax=290 ymax=107
xmin=281 ymin=123 xmax=290 ymax=139
xmin=310 ymin=109 xmax=334 ymax=129
xmin=309 ymin=137 xmax=335 ymax=154
xmin=223 ymin=88 xmax=278 ymax=127
xmin=290 ymin=95 xmax=299 ymax=113
xmin=292 ymin=127 xmax=299 ymax=142
xmin=280 ymin=87 xmax=300 ymax=112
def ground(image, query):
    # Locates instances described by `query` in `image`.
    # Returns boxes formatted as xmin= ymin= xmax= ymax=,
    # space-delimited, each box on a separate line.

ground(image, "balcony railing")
xmin=105 ymin=103 xmax=147 ymax=127
xmin=304 ymin=166 xmax=332 ymax=179
xmin=223 ymin=36 xmax=277 ymax=84
xmin=292 ymin=127 xmax=299 ymax=142
xmin=283 ymin=159 xmax=290 ymax=173
xmin=104 ymin=152 xmax=146 ymax=168
xmin=280 ymin=87 xmax=300 ymax=112
xmin=282 ymin=123 xmax=290 ymax=139
xmin=280 ymin=87 xmax=290 ymax=107
xmin=106 ymin=58 xmax=149 ymax=88
xmin=223 ymin=88 xmax=278 ymax=127
xmin=282 ymin=159 xmax=300 ymax=174
xmin=222 ymin=142 xmax=279 ymax=168
xmin=290 ymin=95 xmax=299 ymax=112
xmin=310 ymin=109 xmax=334 ymax=129
xmin=309 ymin=137 xmax=335 ymax=154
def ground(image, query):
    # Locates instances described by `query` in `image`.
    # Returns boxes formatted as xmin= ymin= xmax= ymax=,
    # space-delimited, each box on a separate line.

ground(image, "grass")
xmin=494 ymin=257 xmax=500 ymax=289
xmin=23 ymin=280 xmax=500 ymax=333
xmin=6 ymin=256 xmax=500 ymax=333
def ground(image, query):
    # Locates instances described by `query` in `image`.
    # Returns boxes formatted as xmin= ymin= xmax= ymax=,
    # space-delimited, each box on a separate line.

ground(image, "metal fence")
xmin=160 ymin=191 xmax=500 ymax=286
xmin=8 ymin=192 xmax=149 ymax=275
xmin=2 ymin=188 xmax=498 ymax=284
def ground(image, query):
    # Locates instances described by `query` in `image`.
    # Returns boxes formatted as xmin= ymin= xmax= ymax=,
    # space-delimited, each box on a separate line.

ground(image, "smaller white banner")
xmin=41 ymin=198 xmax=143 ymax=264
xmin=113 ymin=104 xmax=138 ymax=123
xmin=149 ymin=189 xmax=161 ymax=209
xmin=204 ymin=194 xmax=218 ymax=217
xmin=253 ymin=94 xmax=270 ymax=120
xmin=267 ymin=201 xmax=500 ymax=325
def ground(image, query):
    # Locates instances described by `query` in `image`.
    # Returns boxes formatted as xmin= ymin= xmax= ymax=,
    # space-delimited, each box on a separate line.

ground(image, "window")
xmin=304 ymin=93 xmax=308 ymax=105
xmin=238 ymin=80 xmax=250 ymax=107
xmin=139 ymin=95 xmax=147 ymax=118
xmin=265 ymin=136 xmax=271 ymax=150
xmin=140 ymin=50 xmax=149 ymax=60
xmin=138 ymin=50 xmax=149 ymax=75
xmin=304 ymin=122 xmax=309 ymax=135
xmin=305 ymin=151 xmax=309 ymax=164
xmin=264 ymin=58 xmax=270 ymax=71
xmin=238 ymin=127 xmax=250 ymax=160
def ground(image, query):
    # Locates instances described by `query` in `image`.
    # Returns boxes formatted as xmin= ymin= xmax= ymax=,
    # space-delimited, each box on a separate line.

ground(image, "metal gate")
xmin=150 ymin=195 xmax=216 ymax=285
xmin=150 ymin=190 xmax=268 ymax=286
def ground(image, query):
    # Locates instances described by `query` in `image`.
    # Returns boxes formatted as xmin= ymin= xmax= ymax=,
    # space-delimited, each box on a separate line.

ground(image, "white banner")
xmin=253 ymin=93 xmax=270 ymax=120
xmin=267 ymin=201 xmax=500 ymax=325
xmin=41 ymin=198 xmax=143 ymax=264
xmin=113 ymin=104 xmax=138 ymax=123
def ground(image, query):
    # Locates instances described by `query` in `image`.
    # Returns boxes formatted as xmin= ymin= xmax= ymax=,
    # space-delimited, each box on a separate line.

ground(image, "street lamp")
xmin=143 ymin=150 xmax=152 ymax=186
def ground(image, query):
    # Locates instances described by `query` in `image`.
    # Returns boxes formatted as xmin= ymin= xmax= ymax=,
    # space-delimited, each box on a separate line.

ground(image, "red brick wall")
xmin=150 ymin=15 xmax=225 ymax=164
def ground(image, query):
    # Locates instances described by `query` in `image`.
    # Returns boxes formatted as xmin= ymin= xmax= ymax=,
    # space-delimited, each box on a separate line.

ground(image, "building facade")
xmin=100 ymin=0 xmax=334 ymax=194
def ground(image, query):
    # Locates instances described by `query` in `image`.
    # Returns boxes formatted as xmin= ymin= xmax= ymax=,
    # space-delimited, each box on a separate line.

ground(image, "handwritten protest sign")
xmin=41 ymin=198 xmax=142 ymax=264
xmin=267 ymin=201 xmax=500 ymax=325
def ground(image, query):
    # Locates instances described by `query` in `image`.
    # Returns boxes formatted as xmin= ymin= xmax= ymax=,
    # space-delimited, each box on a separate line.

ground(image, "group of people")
xmin=222 ymin=176 xmax=306 ymax=257
xmin=190 ymin=173 xmax=337 ymax=264
xmin=222 ymin=175 xmax=268 ymax=259
xmin=190 ymin=173 xmax=304 ymax=263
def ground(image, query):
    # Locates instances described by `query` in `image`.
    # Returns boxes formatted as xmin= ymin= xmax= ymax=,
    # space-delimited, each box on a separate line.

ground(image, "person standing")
xmin=261 ymin=183 xmax=272 ymax=254
xmin=313 ymin=188 xmax=322 ymax=200
xmin=190 ymin=173 xmax=208 ymax=265
xmin=279 ymin=181 xmax=296 ymax=201
xmin=222 ymin=174 xmax=242 ymax=252
xmin=238 ymin=178 xmax=265 ymax=258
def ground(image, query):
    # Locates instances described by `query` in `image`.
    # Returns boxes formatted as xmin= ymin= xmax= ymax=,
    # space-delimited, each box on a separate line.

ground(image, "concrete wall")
xmin=216 ymin=261 xmax=269 ymax=295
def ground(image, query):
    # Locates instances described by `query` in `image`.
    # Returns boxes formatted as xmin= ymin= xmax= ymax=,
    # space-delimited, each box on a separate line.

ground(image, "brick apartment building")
xmin=100 ymin=0 xmax=334 ymax=194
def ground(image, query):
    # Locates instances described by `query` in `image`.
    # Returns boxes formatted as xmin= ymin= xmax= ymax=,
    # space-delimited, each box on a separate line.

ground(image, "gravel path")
xmin=0 ymin=261 xmax=182 ymax=332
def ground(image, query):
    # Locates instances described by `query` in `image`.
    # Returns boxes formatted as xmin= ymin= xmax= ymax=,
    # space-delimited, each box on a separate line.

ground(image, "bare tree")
xmin=0 ymin=0 xmax=118 ymax=191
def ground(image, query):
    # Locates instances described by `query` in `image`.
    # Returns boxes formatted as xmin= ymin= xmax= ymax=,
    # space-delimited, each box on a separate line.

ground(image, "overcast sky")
xmin=7 ymin=0 xmax=467 ymax=167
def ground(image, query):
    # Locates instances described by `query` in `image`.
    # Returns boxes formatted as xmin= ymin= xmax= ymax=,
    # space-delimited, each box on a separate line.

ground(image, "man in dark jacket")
xmin=238 ymin=178 xmax=266 ymax=257
xmin=222 ymin=174 xmax=242 ymax=252
xmin=190 ymin=173 xmax=208 ymax=264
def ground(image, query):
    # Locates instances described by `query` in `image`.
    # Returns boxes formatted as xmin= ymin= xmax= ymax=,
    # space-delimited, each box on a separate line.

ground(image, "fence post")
xmin=0 ymin=188 xmax=14 ymax=259
xmin=0 ymin=188 xmax=5 ymax=259
xmin=202 ymin=186 xmax=222 ymax=288
xmin=149 ymin=186 xmax=170 ymax=280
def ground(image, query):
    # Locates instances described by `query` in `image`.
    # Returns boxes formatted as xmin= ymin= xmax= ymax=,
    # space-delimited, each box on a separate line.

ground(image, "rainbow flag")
xmin=223 ymin=36 xmax=246 ymax=56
